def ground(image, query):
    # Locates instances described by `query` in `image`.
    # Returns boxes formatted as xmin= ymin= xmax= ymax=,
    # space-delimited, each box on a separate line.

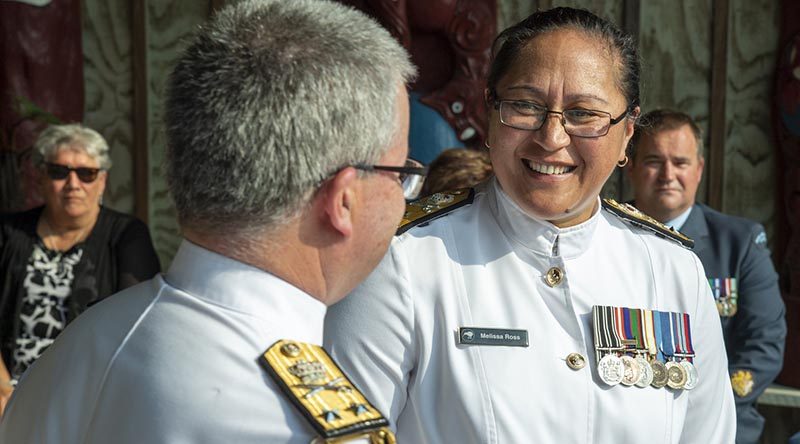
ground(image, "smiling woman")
xmin=325 ymin=7 xmax=737 ymax=444
xmin=0 ymin=124 xmax=160 ymax=415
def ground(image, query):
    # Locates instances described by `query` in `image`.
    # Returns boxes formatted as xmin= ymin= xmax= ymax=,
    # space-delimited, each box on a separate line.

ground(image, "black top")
xmin=0 ymin=206 xmax=161 ymax=370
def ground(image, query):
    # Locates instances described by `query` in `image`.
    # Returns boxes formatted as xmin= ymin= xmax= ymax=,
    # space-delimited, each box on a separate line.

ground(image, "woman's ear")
xmin=624 ymin=106 xmax=641 ymax=142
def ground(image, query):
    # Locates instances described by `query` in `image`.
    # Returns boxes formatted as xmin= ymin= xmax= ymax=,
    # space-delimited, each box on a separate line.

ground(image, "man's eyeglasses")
xmin=493 ymin=99 xmax=633 ymax=138
xmin=353 ymin=159 xmax=427 ymax=200
xmin=44 ymin=162 xmax=103 ymax=183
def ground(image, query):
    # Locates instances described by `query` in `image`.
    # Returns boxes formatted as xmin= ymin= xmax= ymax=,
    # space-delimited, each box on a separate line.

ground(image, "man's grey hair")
xmin=33 ymin=123 xmax=112 ymax=170
xmin=165 ymin=0 xmax=415 ymax=234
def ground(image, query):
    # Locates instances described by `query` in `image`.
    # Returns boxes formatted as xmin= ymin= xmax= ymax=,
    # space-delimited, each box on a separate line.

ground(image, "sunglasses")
xmin=44 ymin=162 xmax=102 ymax=183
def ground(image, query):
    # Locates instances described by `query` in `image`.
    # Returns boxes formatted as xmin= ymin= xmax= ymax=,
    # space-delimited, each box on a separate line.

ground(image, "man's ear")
xmin=320 ymin=167 xmax=358 ymax=238
xmin=697 ymin=155 xmax=706 ymax=181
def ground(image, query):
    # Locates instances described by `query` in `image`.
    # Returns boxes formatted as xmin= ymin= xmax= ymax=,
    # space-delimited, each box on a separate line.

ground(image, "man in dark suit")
xmin=628 ymin=109 xmax=786 ymax=444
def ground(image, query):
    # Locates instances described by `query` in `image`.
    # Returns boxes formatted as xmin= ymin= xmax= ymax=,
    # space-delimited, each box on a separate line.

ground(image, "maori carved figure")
xmin=775 ymin=3 xmax=800 ymax=388
xmin=339 ymin=0 xmax=496 ymax=163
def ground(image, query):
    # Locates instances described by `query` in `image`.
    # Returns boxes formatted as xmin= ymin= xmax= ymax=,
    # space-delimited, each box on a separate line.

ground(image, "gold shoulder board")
xmin=397 ymin=188 xmax=474 ymax=235
xmin=261 ymin=340 xmax=395 ymax=444
xmin=602 ymin=198 xmax=694 ymax=249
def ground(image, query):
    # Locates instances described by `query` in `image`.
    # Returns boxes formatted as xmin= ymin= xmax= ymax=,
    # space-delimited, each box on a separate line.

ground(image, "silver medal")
xmin=598 ymin=354 xmax=623 ymax=386
xmin=680 ymin=360 xmax=698 ymax=390
xmin=635 ymin=355 xmax=654 ymax=388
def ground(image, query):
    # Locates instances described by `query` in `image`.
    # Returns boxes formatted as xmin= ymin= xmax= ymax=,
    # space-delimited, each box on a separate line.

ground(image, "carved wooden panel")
xmin=633 ymin=1 xmax=713 ymax=204
xmin=145 ymin=0 xmax=210 ymax=267
xmin=723 ymin=0 xmax=779 ymax=237
xmin=82 ymin=0 xmax=134 ymax=214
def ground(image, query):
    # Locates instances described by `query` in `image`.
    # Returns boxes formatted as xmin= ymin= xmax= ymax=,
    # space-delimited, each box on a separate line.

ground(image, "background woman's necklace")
xmin=40 ymin=217 xmax=89 ymax=252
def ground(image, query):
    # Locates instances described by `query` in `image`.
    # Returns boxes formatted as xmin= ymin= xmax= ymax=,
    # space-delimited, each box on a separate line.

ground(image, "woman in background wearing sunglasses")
xmin=0 ymin=124 xmax=160 ymax=415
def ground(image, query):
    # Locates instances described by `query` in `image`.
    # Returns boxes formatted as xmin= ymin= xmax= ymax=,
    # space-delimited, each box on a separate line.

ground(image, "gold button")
xmin=545 ymin=267 xmax=564 ymax=287
xmin=280 ymin=342 xmax=301 ymax=357
xmin=566 ymin=352 xmax=586 ymax=370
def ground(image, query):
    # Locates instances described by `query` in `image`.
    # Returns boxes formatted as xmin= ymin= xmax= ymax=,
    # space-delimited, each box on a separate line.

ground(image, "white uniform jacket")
xmin=0 ymin=240 xmax=326 ymax=444
xmin=324 ymin=179 xmax=736 ymax=444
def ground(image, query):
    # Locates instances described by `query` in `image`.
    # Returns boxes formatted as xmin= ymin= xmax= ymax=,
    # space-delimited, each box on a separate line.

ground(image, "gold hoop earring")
xmin=617 ymin=156 xmax=629 ymax=168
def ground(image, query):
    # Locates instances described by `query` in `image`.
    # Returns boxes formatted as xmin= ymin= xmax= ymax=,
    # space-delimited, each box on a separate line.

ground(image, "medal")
xmin=629 ymin=309 xmax=653 ymax=387
xmin=620 ymin=355 xmax=641 ymax=386
xmin=678 ymin=313 xmax=698 ymax=389
xmin=592 ymin=306 xmax=623 ymax=360
xmin=598 ymin=354 xmax=624 ymax=386
xmin=709 ymin=278 xmax=738 ymax=317
xmin=650 ymin=359 xmax=668 ymax=388
xmin=666 ymin=361 xmax=687 ymax=389
xmin=593 ymin=306 xmax=624 ymax=386
xmin=680 ymin=360 xmax=698 ymax=390
xmin=635 ymin=355 xmax=654 ymax=387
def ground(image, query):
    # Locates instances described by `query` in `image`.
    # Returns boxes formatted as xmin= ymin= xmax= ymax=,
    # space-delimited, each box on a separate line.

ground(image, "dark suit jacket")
xmin=680 ymin=203 xmax=786 ymax=444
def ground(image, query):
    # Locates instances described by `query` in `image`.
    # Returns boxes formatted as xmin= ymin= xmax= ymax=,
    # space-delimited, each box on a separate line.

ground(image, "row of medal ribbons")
xmin=591 ymin=305 xmax=698 ymax=390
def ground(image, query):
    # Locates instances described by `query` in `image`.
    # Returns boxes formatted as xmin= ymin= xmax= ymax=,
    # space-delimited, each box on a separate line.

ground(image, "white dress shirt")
xmin=0 ymin=240 xmax=326 ymax=444
xmin=324 ymin=179 xmax=736 ymax=444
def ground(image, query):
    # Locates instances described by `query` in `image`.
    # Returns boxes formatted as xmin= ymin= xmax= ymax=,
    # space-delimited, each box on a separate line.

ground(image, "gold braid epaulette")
xmin=602 ymin=198 xmax=694 ymax=249
xmin=260 ymin=340 xmax=395 ymax=443
xmin=397 ymin=188 xmax=474 ymax=235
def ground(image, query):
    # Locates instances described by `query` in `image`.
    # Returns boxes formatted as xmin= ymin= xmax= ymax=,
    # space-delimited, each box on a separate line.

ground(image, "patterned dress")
xmin=12 ymin=241 xmax=83 ymax=379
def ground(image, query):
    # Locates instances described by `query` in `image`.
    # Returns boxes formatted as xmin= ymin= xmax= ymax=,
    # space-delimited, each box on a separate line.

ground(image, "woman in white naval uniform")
xmin=324 ymin=7 xmax=735 ymax=444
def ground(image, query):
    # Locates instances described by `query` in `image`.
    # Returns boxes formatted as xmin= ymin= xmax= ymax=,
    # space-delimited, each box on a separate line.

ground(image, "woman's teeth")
xmin=524 ymin=160 xmax=574 ymax=175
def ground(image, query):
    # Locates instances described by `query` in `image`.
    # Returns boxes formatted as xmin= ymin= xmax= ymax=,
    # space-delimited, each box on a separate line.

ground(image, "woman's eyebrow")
xmin=504 ymin=85 xmax=610 ymax=105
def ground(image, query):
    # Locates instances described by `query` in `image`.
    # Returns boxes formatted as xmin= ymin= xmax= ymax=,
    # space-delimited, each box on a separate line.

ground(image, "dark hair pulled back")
xmin=488 ymin=7 xmax=640 ymax=109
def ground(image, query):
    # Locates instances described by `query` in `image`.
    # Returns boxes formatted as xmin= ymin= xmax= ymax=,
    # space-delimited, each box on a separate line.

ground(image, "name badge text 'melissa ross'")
xmin=458 ymin=327 xmax=529 ymax=347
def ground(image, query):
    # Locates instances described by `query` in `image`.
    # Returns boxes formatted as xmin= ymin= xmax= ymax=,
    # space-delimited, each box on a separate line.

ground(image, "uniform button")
xmin=545 ymin=267 xmax=564 ymax=287
xmin=280 ymin=342 xmax=301 ymax=357
xmin=566 ymin=352 xmax=586 ymax=370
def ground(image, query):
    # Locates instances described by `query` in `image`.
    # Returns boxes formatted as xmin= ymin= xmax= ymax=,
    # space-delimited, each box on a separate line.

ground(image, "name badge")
xmin=458 ymin=327 xmax=529 ymax=347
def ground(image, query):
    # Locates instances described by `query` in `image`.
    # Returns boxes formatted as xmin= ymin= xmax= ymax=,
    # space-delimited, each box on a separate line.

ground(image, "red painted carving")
xmin=0 ymin=0 xmax=84 ymax=211
xmin=774 ymin=1 xmax=800 ymax=388
xmin=338 ymin=0 xmax=496 ymax=148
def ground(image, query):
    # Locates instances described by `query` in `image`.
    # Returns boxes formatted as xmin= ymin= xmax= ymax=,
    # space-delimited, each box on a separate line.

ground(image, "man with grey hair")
xmin=0 ymin=0 xmax=415 ymax=442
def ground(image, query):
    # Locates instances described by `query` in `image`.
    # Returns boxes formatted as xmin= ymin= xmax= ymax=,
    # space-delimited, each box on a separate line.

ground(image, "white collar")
xmin=164 ymin=240 xmax=327 ymax=345
xmin=488 ymin=178 xmax=601 ymax=259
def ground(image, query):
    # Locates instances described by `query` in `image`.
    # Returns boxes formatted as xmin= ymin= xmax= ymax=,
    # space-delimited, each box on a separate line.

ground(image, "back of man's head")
xmin=165 ymin=0 xmax=415 ymax=236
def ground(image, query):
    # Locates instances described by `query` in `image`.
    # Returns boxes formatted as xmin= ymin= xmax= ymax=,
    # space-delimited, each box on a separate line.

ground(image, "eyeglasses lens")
xmin=45 ymin=163 xmax=100 ymax=183
xmin=499 ymin=102 xmax=614 ymax=137
xmin=402 ymin=159 xmax=425 ymax=200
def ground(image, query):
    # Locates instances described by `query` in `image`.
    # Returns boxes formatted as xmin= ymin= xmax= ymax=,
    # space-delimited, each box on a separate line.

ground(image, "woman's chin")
xmin=515 ymin=195 xmax=597 ymax=228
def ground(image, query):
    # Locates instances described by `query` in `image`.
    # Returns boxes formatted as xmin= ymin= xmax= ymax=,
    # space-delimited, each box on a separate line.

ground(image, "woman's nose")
xmin=535 ymin=113 xmax=571 ymax=151
xmin=65 ymin=171 xmax=81 ymax=187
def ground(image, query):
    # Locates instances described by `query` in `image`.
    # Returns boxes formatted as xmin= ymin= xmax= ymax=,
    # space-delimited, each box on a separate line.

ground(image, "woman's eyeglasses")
xmin=44 ymin=163 xmax=102 ymax=183
xmin=491 ymin=95 xmax=633 ymax=138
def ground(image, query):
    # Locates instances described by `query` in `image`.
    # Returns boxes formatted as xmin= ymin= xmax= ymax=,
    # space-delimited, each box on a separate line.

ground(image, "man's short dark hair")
xmin=629 ymin=109 xmax=703 ymax=161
